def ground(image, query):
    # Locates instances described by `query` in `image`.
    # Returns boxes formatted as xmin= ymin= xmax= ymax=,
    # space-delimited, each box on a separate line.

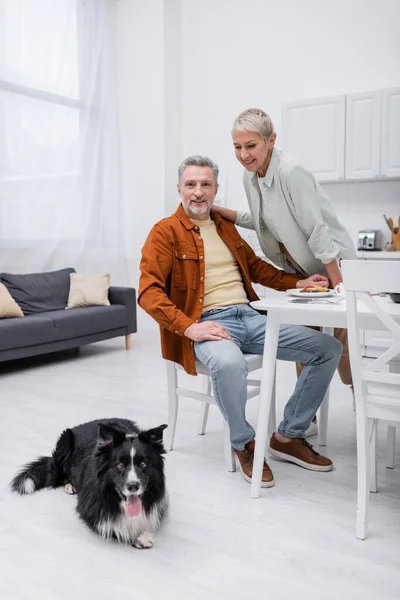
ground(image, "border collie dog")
xmin=10 ymin=419 xmax=168 ymax=549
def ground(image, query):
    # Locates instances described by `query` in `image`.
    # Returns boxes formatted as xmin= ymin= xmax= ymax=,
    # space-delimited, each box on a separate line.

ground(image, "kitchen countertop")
xmin=254 ymin=250 xmax=400 ymax=261
xmin=356 ymin=251 xmax=400 ymax=259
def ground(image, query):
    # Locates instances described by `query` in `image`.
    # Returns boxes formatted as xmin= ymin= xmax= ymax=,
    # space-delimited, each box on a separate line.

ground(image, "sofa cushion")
xmin=40 ymin=305 xmax=128 ymax=340
xmin=0 ymin=268 xmax=75 ymax=315
xmin=0 ymin=283 xmax=24 ymax=318
xmin=0 ymin=315 xmax=56 ymax=351
xmin=67 ymin=273 xmax=111 ymax=308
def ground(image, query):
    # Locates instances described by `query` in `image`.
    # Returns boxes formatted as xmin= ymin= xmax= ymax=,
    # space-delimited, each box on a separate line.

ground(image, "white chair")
xmin=165 ymin=354 xmax=275 ymax=471
xmin=343 ymin=260 xmax=400 ymax=540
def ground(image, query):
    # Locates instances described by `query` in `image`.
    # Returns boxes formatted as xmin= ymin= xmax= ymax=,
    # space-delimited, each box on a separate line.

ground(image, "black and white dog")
xmin=10 ymin=418 xmax=168 ymax=549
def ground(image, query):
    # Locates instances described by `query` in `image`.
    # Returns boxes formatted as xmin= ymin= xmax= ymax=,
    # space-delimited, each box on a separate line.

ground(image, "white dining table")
xmin=249 ymin=291 xmax=400 ymax=499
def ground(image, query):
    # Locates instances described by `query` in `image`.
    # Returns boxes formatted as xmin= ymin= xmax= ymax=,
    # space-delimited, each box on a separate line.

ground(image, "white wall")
xmin=115 ymin=0 xmax=184 ymax=285
xmin=115 ymin=0 xmax=166 ymax=290
xmin=116 ymin=0 xmax=184 ymax=329
xmin=325 ymin=180 xmax=400 ymax=249
xmin=163 ymin=0 xmax=183 ymax=215
xmin=115 ymin=0 xmax=400 ymax=295
xmin=180 ymin=0 xmax=400 ymax=245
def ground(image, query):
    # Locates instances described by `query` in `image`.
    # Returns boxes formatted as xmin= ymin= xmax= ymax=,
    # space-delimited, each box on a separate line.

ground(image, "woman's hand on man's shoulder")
xmin=210 ymin=205 xmax=237 ymax=223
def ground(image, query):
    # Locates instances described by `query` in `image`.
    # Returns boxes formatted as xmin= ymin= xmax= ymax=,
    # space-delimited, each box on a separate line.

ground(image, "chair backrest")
xmin=342 ymin=260 xmax=400 ymax=391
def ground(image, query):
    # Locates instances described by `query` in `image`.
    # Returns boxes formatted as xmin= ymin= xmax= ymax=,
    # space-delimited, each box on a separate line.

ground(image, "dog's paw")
xmin=64 ymin=483 xmax=76 ymax=495
xmin=133 ymin=531 xmax=153 ymax=549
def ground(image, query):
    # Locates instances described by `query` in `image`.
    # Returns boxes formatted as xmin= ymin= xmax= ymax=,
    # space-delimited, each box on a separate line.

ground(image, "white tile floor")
xmin=1 ymin=322 xmax=399 ymax=600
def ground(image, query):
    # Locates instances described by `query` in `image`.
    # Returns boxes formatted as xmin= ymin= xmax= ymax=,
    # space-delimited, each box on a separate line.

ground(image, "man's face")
xmin=177 ymin=166 xmax=218 ymax=220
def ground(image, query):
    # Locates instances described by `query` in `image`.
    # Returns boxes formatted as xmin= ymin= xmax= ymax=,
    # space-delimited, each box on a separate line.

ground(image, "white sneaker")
xmin=305 ymin=419 xmax=318 ymax=438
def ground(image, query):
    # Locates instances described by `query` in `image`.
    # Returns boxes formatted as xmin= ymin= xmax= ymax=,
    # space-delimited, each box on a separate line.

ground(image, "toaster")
xmin=357 ymin=229 xmax=381 ymax=251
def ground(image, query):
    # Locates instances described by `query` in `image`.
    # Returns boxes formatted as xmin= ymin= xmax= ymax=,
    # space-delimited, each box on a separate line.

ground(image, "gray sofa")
xmin=0 ymin=268 xmax=137 ymax=362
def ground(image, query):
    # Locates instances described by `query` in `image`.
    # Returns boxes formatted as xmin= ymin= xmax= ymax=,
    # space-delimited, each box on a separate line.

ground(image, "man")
xmin=138 ymin=155 xmax=342 ymax=487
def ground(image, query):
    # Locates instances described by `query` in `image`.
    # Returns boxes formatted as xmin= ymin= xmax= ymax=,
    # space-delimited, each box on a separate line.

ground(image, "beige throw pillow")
xmin=67 ymin=273 xmax=111 ymax=308
xmin=0 ymin=282 xmax=24 ymax=318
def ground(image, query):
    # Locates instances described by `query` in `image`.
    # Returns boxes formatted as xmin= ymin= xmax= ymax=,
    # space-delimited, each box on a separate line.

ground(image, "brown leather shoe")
xmin=269 ymin=433 xmax=333 ymax=472
xmin=234 ymin=439 xmax=274 ymax=487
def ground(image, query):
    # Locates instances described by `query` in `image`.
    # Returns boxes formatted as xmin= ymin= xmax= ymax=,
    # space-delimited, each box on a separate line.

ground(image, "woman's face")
xmin=232 ymin=130 xmax=276 ymax=175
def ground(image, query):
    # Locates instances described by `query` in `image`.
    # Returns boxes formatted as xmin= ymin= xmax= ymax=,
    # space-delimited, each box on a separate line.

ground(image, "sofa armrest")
xmin=108 ymin=287 xmax=137 ymax=334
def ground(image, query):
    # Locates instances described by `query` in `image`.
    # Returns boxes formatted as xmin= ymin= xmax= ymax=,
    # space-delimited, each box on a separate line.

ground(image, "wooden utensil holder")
xmin=392 ymin=228 xmax=400 ymax=251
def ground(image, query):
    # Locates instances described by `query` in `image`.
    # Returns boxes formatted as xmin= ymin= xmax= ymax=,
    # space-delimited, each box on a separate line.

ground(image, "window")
xmin=0 ymin=0 xmax=85 ymax=241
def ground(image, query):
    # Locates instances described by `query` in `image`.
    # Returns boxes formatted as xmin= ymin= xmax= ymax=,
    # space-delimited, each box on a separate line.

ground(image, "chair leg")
xmin=198 ymin=403 xmax=210 ymax=435
xmin=351 ymin=385 xmax=356 ymax=412
xmin=386 ymin=426 xmax=396 ymax=469
xmin=197 ymin=375 xmax=211 ymax=435
xmin=387 ymin=362 xmax=399 ymax=468
xmin=356 ymin=414 xmax=370 ymax=540
xmin=318 ymin=389 xmax=329 ymax=447
xmin=223 ymin=420 xmax=236 ymax=472
xmin=267 ymin=373 xmax=277 ymax=439
xmin=369 ymin=419 xmax=377 ymax=493
xmin=166 ymin=361 xmax=179 ymax=451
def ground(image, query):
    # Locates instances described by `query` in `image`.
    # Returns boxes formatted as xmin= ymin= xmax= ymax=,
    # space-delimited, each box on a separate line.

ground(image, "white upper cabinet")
xmin=345 ymin=91 xmax=381 ymax=180
xmin=282 ymin=87 xmax=400 ymax=182
xmin=381 ymin=87 xmax=400 ymax=178
xmin=282 ymin=96 xmax=345 ymax=182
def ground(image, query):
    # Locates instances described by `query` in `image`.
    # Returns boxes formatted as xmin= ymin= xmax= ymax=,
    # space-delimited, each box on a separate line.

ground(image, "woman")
xmin=212 ymin=107 xmax=357 ymax=406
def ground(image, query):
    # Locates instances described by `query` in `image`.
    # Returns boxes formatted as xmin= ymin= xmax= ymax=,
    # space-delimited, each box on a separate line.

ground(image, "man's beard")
xmin=188 ymin=199 xmax=209 ymax=215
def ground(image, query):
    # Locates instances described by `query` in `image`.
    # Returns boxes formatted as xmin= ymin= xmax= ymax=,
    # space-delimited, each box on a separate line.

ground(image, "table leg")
xmin=318 ymin=326 xmax=334 ymax=446
xmin=251 ymin=311 xmax=280 ymax=499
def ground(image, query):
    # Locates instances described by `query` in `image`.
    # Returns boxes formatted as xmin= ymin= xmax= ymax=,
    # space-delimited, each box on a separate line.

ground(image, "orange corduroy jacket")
xmin=138 ymin=204 xmax=300 ymax=375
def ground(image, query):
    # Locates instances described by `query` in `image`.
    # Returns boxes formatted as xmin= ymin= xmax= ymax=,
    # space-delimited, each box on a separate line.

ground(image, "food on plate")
xmin=300 ymin=285 xmax=329 ymax=294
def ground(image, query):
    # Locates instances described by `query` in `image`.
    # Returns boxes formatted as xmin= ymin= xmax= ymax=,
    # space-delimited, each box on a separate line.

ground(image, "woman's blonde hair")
xmin=232 ymin=108 xmax=274 ymax=141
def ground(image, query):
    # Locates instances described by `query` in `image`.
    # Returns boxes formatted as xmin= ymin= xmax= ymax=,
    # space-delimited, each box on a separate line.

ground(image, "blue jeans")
xmin=194 ymin=304 xmax=342 ymax=450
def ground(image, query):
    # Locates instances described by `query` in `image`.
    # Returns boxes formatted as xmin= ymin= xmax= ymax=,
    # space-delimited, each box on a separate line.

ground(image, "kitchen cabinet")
xmin=281 ymin=96 xmax=345 ymax=181
xmin=345 ymin=91 xmax=381 ymax=180
xmin=381 ymin=87 xmax=400 ymax=178
xmin=282 ymin=87 xmax=400 ymax=182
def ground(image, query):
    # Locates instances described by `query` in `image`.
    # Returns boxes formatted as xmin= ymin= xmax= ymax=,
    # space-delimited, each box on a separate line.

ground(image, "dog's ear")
xmin=98 ymin=424 xmax=126 ymax=448
xmin=139 ymin=424 xmax=167 ymax=452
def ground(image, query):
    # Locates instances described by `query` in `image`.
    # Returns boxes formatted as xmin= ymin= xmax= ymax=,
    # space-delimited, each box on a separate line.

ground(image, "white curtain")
xmin=0 ymin=0 xmax=127 ymax=284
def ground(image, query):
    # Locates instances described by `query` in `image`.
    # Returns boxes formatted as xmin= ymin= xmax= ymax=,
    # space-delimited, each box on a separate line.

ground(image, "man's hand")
xmin=296 ymin=273 xmax=329 ymax=289
xmin=184 ymin=321 xmax=233 ymax=342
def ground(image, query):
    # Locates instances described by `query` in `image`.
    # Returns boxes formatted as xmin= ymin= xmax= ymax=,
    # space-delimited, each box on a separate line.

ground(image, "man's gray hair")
xmin=178 ymin=155 xmax=219 ymax=184
xmin=232 ymin=108 xmax=274 ymax=141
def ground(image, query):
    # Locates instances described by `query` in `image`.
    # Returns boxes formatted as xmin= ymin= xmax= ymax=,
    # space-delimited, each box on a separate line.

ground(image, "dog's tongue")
xmin=126 ymin=495 xmax=142 ymax=517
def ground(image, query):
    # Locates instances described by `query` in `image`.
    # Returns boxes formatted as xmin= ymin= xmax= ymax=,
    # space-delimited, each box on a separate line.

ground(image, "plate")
xmin=286 ymin=288 xmax=336 ymax=298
